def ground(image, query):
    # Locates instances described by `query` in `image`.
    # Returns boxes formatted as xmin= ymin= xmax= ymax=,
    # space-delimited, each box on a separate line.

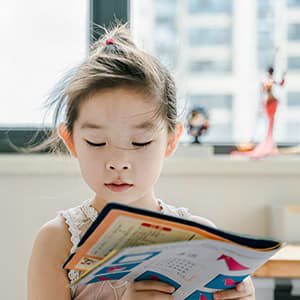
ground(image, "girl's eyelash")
xmin=85 ymin=140 xmax=106 ymax=147
xmin=132 ymin=141 xmax=152 ymax=147
xmin=85 ymin=140 xmax=152 ymax=147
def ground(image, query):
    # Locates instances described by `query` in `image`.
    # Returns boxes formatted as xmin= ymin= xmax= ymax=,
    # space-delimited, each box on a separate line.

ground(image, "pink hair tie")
xmin=105 ymin=38 xmax=114 ymax=45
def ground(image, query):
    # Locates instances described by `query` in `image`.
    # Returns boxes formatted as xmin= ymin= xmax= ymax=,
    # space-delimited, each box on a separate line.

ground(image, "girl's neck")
xmin=89 ymin=192 xmax=162 ymax=214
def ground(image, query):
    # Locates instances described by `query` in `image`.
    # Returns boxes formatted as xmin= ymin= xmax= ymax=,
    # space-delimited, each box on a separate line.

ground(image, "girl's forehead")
xmin=75 ymin=87 xmax=161 ymax=130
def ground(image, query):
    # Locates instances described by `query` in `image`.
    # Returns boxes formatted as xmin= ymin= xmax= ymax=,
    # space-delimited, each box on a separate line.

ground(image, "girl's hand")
xmin=122 ymin=280 xmax=175 ymax=300
xmin=213 ymin=277 xmax=255 ymax=299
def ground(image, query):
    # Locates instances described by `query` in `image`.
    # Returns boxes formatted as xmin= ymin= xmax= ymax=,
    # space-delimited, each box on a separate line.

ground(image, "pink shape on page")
xmin=98 ymin=276 xmax=110 ymax=281
xmin=225 ymin=278 xmax=236 ymax=286
xmin=217 ymin=255 xmax=249 ymax=271
xmin=200 ymin=294 xmax=208 ymax=300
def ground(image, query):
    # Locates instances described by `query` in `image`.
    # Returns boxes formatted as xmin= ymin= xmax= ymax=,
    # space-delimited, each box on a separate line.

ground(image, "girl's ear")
xmin=57 ymin=123 xmax=77 ymax=157
xmin=165 ymin=122 xmax=184 ymax=157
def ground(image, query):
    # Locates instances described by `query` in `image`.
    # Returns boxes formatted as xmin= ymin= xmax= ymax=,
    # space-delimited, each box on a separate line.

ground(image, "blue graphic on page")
xmin=112 ymin=251 xmax=160 ymax=264
xmin=95 ymin=262 xmax=140 ymax=275
xmin=87 ymin=271 xmax=130 ymax=284
xmin=185 ymin=290 xmax=213 ymax=300
xmin=205 ymin=274 xmax=248 ymax=290
xmin=135 ymin=271 xmax=181 ymax=291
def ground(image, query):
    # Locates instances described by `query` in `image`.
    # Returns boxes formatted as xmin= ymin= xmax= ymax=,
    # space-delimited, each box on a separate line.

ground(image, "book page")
xmin=75 ymin=239 xmax=281 ymax=300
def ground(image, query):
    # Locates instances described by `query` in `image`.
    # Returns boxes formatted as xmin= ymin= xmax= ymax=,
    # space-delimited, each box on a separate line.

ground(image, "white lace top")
xmin=59 ymin=199 xmax=199 ymax=300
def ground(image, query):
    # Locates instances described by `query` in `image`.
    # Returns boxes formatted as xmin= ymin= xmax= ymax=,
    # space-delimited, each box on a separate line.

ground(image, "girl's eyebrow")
xmin=133 ymin=120 xmax=155 ymax=130
xmin=80 ymin=120 xmax=155 ymax=130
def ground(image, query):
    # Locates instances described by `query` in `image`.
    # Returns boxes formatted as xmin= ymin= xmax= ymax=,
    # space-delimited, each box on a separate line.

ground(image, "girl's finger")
xmin=213 ymin=284 xmax=252 ymax=299
xmin=133 ymin=280 xmax=175 ymax=293
xmin=214 ymin=276 xmax=255 ymax=299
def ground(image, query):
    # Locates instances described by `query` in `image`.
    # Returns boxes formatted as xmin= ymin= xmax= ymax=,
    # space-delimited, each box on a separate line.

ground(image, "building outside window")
xmin=131 ymin=0 xmax=300 ymax=144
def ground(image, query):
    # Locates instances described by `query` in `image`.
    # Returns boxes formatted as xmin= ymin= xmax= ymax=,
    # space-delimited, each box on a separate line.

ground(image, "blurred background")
xmin=1 ymin=1 xmax=300 ymax=299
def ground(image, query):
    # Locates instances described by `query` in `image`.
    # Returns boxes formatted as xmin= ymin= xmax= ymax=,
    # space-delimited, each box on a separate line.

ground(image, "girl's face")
xmin=68 ymin=87 xmax=179 ymax=206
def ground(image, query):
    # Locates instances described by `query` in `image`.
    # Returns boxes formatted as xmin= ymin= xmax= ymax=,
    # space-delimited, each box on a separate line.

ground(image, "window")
xmin=4 ymin=0 xmax=300 ymax=152
xmin=288 ymin=57 xmax=300 ymax=70
xmin=155 ymin=0 xmax=177 ymax=17
xmin=188 ymin=95 xmax=232 ymax=109
xmin=286 ymin=121 xmax=300 ymax=141
xmin=0 ymin=0 xmax=88 ymax=127
xmin=257 ymin=0 xmax=274 ymax=70
xmin=154 ymin=15 xmax=177 ymax=68
xmin=187 ymin=0 xmax=232 ymax=15
xmin=287 ymin=92 xmax=300 ymax=106
xmin=288 ymin=24 xmax=300 ymax=41
xmin=188 ymin=28 xmax=231 ymax=46
xmin=287 ymin=0 xmax=300 ymax=7
xmin=189 ymin=60 xmax=231 ymax=73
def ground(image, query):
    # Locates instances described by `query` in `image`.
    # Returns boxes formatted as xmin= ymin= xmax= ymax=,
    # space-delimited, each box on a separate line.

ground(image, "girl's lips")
xmin=105 ymin=183 xmax=133 ymax=192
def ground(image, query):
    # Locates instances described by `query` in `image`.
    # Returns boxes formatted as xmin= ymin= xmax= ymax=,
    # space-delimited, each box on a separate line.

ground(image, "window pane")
xmin=288 ymin=24 xmax=300 ymax=41
xmin=189 ymin=60 xmax=231 ymax=73
xmin=155 ymin=0 xmax=177 ymax=17
xmin=187 ymin=0 xmax=232 ymax=15
xmin=288 ymin=57 xmax=300 ymax=70
xmin=188 ymin=28 xmax=231 ymax=46
xmin=0 ymin=0 xmax=87 ymax=126
xmin=189 ymin=95 xmax=232 ymax=109
xmin=286 ymin=121 xmax=300 ymax=140
xmin=287 ymin=92 xmax=300 ymax=106
xmin=257 ymin=0 xmax=274 ymax=70
xmin=287 ymin=0 xmax=300 ymax=7
xmin=131 ymin=0 xmax=300 ymax=143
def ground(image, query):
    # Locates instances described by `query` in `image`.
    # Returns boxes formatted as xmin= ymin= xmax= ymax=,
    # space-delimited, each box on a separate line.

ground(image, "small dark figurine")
xmin=187 ymin=107 xmax=209 ymax=144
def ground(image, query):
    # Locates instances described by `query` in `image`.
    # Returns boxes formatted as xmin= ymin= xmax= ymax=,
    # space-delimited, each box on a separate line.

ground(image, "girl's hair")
xmin=24 ymin=23 xmax=178 ymax=153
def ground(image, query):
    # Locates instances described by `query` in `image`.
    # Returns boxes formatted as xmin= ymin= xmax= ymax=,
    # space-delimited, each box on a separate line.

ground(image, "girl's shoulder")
xmin=32 ymin=215 xmax=73 ymax=263
xmin=29 ymin=200 xmax=92 ymax=270
xmin=28 ymin=216 xmax=73 ymax=299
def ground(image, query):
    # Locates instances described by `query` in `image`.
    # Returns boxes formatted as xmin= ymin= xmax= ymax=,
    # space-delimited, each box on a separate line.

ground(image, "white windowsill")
xmin=1 ymin=152 xmax=300 ymax=176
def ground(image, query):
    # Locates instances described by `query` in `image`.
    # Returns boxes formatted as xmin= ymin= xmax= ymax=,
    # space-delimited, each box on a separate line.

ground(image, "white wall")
xmin=1 ymin=152 xmax=300 ymax=299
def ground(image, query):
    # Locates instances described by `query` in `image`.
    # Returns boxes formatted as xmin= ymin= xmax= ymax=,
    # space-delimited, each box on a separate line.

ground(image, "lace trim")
xmin=64 ymin=201 xmax=99 ymax=286
xmin=158 ymin=199 xmax=191 ymax=218
xmin=59 ymin=210 xmax=81 ymax=254
xmin=177 ymin=207 xmax=191 ymax=218
xmin=81 ymin=200 xmax=98 ymax=222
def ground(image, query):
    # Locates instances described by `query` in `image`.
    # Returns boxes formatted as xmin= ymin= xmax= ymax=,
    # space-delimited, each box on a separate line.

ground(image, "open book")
xmin=63 ymin=202 xmax=284 ymax=300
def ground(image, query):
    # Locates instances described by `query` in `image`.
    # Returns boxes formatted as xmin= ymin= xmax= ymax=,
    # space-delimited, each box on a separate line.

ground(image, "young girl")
xmin=27 ymin=24 xmax=255 ymax=300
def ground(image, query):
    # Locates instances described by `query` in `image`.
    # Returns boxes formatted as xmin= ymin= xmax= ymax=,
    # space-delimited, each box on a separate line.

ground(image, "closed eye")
xmin=85 ymin=140 xmax=106 ymax=147
xmin=85 ymin=140 xmax=152 ymax=148
xmin=132 ymin=141 xmax=152 ymax=147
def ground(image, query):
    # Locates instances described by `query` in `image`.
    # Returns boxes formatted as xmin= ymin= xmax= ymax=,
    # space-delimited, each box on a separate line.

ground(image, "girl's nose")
xmin=105 ymin=161 xmax=132 ymax=171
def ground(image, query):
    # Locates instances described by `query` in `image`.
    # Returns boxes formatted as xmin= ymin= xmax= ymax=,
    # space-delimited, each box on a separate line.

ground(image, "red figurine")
xmin=232 ymin=66 xmax=285 ymax=159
